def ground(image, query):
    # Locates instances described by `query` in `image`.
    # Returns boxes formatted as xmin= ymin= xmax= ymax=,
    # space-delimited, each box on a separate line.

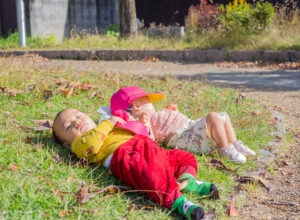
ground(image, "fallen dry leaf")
xmin=55 ymin=79 xmax=67 ymax=86
xmin=227 ymin=201 xmax=239 ymax=216
xmin=208 ymin=158 xmax=239 ymax=172
xmin=2 ymin=139 xmax=9 ymax=145
xmin=24 ymin=137 xmax=33 ymax=143
xmin=89 ymin=91 xmax=104 ymax=99
xmin=0 ymin=87 xmax=23 ymax=97
xmin=63 ymin=87 xmax=74 ymax=98
xmin=58 ymin=210 xmax=73 ymax=217
xmin=52 ymin=154 xmax=63 ymax=163
xmin=252 ymin=110 xmax=261 ymax=116
xmin=75 ymin=184 xmax=90 ymax=204
xmin=41 ymin=112 xmax=52 ymax=118
xmin=47 ymin=103 xmax=53 ymax=108
xmin=43 ymin=90 xmax=53 ymax=101
xmin=31 ymin=119 xmax=53 ymax=127
xmin=20 ymin=119 xmax=52 ymax=131
xmin=236 ymin=175 xmax=270 ymax=191
xmin=80 ymin=83 xmax=95 ymax=91
xmin=66 ymin=176 xmax=74 ymax=182
xmin=10 ymin=164 xmax=18 ymax=171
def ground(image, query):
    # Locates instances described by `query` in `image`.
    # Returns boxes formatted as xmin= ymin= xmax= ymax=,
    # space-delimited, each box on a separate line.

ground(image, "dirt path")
xmin=239 ymin=90 xmax=300 ymax=220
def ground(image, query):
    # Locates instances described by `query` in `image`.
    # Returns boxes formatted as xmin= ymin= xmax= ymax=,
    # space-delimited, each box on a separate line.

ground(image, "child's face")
xmin=131 ymin=96 xmax=156 ymax=117
xmin=53 ymin=108 xmax=97 ymax=145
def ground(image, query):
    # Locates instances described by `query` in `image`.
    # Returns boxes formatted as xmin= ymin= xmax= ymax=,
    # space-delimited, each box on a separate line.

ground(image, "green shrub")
xmin=0 ymin=32 xmax=56 ymax=49
xmin=104 ymin=23 xmax=119 ymax=37
xmin=218 ymin=0 xmax=275 ymax=35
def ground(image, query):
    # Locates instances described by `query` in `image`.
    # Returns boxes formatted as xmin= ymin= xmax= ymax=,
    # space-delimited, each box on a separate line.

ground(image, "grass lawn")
xmin=0 ymin=55 xmax=274 ymax=219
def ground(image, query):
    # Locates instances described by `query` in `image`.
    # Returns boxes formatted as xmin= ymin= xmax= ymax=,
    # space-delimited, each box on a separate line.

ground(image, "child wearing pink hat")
xmin=107 ymin=86 xmax=256 ymax=164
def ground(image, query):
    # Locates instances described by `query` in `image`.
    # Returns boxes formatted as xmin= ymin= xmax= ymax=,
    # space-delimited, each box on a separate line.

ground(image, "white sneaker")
xmin=217 ymin=144 xmax=247 ymax=163
xmin=233 ymin=140 xmax=256 ymax=157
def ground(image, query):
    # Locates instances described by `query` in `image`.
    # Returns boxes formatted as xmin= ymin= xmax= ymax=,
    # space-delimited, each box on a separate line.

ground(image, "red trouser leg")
xmin=110 ymin=135 xmax=198 ymax=208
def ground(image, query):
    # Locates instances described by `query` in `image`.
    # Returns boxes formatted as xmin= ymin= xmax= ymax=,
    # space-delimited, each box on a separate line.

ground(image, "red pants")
xmin=110 ymin=135 xmax=198 ymax=208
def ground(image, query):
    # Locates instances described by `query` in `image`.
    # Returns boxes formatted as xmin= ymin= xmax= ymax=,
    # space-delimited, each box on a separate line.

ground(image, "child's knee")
xmin=206 ymin=112 xmax=223 ymax=126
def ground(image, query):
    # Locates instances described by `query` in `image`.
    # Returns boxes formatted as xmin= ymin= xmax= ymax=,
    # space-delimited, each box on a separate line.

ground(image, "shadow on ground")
xmin=176 ymin=70 xmax=300 ymax=91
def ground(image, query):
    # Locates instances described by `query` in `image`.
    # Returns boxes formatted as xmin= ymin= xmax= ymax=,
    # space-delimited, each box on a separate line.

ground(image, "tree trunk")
xmin=119 ymin=0 xmax=137 ymax=37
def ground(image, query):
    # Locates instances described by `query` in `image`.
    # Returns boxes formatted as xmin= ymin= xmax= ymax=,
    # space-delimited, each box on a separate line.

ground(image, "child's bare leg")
xmin=206 ymin=112 xmax=247 ymax=163
xmin=206 ymin=112 xmax=228 ymax=148
xmin=224 ymin=113 xmax=237 ymax=143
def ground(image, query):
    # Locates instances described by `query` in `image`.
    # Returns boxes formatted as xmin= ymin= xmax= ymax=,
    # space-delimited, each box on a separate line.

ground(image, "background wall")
xmin=28 ymin=0 xmax=119 ymax=42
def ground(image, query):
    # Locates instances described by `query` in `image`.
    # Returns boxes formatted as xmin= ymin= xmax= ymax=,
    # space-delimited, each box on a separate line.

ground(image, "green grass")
xmin=0 ymin=15 xmax=300 ymax=51
xmin=0 ymin=55 xmax=274 ymax=219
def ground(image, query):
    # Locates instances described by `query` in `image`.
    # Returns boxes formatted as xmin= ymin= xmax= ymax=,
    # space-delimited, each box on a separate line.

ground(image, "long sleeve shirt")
xmin=71 ymin=120 xmax=134 ymax=165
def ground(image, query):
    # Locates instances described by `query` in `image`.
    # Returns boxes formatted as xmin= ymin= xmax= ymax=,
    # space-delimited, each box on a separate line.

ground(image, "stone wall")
xmin=27 ymin=0 xmax=119 ymax=42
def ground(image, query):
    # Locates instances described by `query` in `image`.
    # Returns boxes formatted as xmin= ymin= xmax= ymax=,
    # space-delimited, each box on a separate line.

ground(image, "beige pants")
xmin=168 ymin=112 xmax=226 ymax=154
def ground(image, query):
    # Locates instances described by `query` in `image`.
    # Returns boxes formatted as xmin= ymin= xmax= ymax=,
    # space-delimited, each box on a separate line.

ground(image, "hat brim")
xmin=138 ymin=93 xmax=164 ymax=104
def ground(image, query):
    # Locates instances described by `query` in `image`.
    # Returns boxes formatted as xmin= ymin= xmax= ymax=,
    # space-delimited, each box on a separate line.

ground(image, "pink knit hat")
xmin=110 ymin=86 xmax=164 ymax=112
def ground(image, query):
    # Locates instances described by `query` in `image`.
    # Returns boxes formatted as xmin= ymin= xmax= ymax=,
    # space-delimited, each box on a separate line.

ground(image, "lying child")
xmin=53 ymin=108 xmax=219 ymax=220
xmin=104 ymin=86 xmax=256 ymax=164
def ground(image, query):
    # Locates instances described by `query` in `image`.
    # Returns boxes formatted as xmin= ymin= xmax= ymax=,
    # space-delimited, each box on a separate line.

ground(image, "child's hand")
xmin=166 ymin=104 xmax=178 ymax=112
xmin=139 ymin=113 xmax=149 ymax=124
xmin=108 ymin=116 xmax=126 ymax=126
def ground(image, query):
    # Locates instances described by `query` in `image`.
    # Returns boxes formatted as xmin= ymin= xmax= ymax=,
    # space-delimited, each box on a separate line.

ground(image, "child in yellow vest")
xmin=53 ymin=108 xmax=219 ymax=220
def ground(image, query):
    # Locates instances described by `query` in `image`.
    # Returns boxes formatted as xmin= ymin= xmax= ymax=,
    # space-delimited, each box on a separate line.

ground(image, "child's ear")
xmin=132 ymin=100 xmax=141 ymax=110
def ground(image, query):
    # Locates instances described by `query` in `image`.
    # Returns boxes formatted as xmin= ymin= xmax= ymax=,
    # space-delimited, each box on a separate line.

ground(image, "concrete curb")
xmin=1 ymin=49 xmax=300 ymax=63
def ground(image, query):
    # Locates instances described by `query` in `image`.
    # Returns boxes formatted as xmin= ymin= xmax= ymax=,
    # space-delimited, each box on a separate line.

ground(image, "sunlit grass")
xmin=0 ymin=55 xmax=275 ymax=219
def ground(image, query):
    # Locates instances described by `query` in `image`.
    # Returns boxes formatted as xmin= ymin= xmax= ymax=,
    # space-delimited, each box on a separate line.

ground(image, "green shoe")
xmin=179 ymin=174 xmax=212 ymax=197
xmin=172 ymin=195 xmax=204 ymax=220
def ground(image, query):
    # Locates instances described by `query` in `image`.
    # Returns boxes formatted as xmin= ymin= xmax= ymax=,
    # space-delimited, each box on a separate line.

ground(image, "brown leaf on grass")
xmin=10 ymin=164 xmax=18 ymax=171
xmin=236 ymin=175 xmax=270 ymax=191
xmin=252 ymin=110 xmax=261 ymax=116
xmin=66 ymin=176 xmax=74 ymax=182
xmin=69 ymin=81 xmax=81 ymax=89
xmin=56 ymin=84 xmax=68 ymax=93
xmin=200 ymin=187 xmax=220 ymax=200
xmin=209 ymin=158 xmax=239 ymax=172
xmin=41 ymin=112 xmax=52 ymax=118
xmin=63 ymin=87 xmax=74 ymax=98
xmin=43 ymin=90 xmax=53 ymax=101
xmin=75 ymin=184 xmax=90 ymax=204
xmin=55 ymin=79 xmax=67 ymax=86
xmin=89 ymin=91 xmax=105 ymax=99
xmin=58 ymin=210 xmax=73 ymax=217
xmin=0 ymin=87 xmax=23 ymax=97
xmin=80 ymin=83 xmax=95 ymax=91
xmin=20 ymin=119 xmax=53 ymax=131
xmin=227 ymin=201 xmax=239 ymax=216
xmin=75 ymin=184 xmax=131 ymax=204
xmin=24 ymin=137 xmax=33 ymax=143
xmin=31 ymin=119 xmax=53 ymax=127
xmin=2 ymin=139 xmax=9 ymax=145
xmin=52 ymin=154 xmax=63 ymax=163
xmin=47 ymin=103 xmax=53 ymax=108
